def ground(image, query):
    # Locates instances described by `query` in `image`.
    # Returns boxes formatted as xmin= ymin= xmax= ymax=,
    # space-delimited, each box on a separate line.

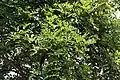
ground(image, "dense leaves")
xmin=0 ymin=0 xmax=120 ymax=80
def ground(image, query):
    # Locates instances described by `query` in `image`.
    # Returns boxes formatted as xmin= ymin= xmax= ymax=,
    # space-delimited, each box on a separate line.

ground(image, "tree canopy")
xmin=0 ymin=0 xmax=120 ymax=80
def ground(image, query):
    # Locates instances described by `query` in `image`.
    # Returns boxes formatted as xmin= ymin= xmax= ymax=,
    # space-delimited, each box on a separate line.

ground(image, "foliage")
xmin=0 ymin=0 xmax=120 ymax=80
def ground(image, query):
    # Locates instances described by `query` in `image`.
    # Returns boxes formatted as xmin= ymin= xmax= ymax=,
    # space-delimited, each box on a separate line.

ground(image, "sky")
xmin=115 ymin=10 xmax=120 ymax=19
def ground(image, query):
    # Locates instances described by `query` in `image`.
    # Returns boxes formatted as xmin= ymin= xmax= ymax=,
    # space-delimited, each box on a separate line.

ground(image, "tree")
xmin=0 ymin=0 xmax=120 ymax=80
